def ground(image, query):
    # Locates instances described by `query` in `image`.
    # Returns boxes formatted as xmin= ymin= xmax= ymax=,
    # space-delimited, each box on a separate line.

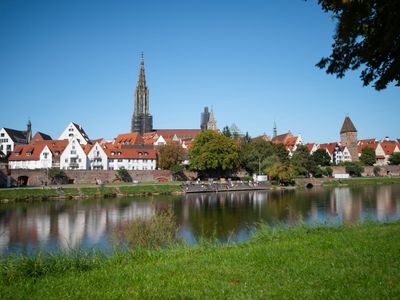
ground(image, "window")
xmin=78 ymin=159 xmax=81 ymax=162
xmin=55 ymin=151 xmax=59 ymax=155
xmin=69 ymin=133 xmax=74 ymax=137
xmin=69 ymin=128 xmax=73 ymax=132
xmin=43 ymin=153 xmax=48 ymax=159
xmin=111 ymin=152 xmax=115 ymax=156
xmin=118 ymin=159 xmax=122 ymax=162
xmin=117 ymin=152 xmax=121 ymax=155
xmin=0 ymin=133 xmax=4 ymax=137
xmin=26 ymin=152 xmax=31 ymax=156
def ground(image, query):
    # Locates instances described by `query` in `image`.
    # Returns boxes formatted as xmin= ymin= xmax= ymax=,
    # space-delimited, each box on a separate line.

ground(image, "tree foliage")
xmin=240 ymin=139 xmax=275 ymax=174
xmin=389 ymin=152 xmax=400 ymax=165
xmin=345 ymin=162 xmax=364 ymax=177
xmin=311 ymin=149 xmax=331 ymax=166
xmin=360 ymin=147 xmax=376 ymax=166
xmin=116 ymin=167 xmax=131 ymax=182
xmin=268 ymin=162 xmax=296 ymax=182
xmin=316 ymin=0 xmax=400 ymax=90
xmin=222 ymin=126 xmax=231 ymax=138
xmin=157 ymin=142 xmax=187 ymax=170
xmin=189 ymin=130 xmax=240 ymax=177
xmin=291 ymin=145 xmax=317 ymax=176
xmin=47 ymin=168 xmax=68 ymax=184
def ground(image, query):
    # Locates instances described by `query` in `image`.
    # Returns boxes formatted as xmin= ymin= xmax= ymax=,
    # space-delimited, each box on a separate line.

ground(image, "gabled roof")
xmin=380 ymin=141 xmax=399 ymax=155
xmin=305 ymin=143 xmax=315 ymax=153
xmin=2 ymin=128 xmax=28 ymax=143
xmin=271 ymin=132 xmax=293 ymax=144
xmin=340 ymin=117 xmax=357 ymax=134
xmin=31 ymin=132 xmax=52 ymax=143
xmin=104 ymin=147 xmax=156 ymax=159
xmin=152 ymin=129 xmax=202 ymax=140
xmin=71 ymin=122 xmax=91 ymax=144
xmin=357 ymin=141 xmax=379 ymax=153
xmin=91 ymin=138 xmax=106 ymax=144
xmin=114 ymin=132 xmax=144 ymax=145
xmin=319 ymin=143 xmax=338 ymax=155
xmin=9 ymin=140 xmax=68 ymax=161
xmin=358 ymin=138 xmax=375 ymax=145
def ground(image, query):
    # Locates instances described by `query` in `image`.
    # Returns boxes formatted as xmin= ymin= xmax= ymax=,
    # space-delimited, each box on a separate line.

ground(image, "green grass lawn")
xmin=1 ymin=222 xmax=399 ymax=299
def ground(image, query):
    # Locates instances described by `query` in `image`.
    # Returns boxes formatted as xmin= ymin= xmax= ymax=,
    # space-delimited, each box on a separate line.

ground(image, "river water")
xmin=1 ymin=185 xmax=400 ymax=255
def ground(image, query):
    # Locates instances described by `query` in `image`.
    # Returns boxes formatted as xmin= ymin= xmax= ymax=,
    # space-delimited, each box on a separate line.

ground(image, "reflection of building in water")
xmin=0 ymin=224 xmax=10 ymax=252
xmin=330 ymin=187 xmax=362 ymax=223
xmin=58 ymin=211 xmax=86 ymax=250
xmin=376 ymin=186 xmax=396 ymax=221
xmin=86 ymin=210 xmax=107 ymax=243
xmin=35 ymin=215 xmax=50 ymax=243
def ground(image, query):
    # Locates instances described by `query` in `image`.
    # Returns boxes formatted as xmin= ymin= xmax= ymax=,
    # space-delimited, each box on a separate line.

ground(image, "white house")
xmin=87 ymin=142 xmax=108 ymax=170
xmin=105 ymin=148 xmax=156 ymax=170
xmin=59 ymin=122 xmax=91 ymax=145
xmin=8 ymin=140 xmax=68 ymax=169
xmin=0 ymin=127 xmax=29 ymax=155
xmin=60 ymin=137 xmax=88 ymax=170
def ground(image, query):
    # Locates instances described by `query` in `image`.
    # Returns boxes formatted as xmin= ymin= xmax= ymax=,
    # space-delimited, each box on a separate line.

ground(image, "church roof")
xmin=340 ymin=117 xmax=357 ymax=133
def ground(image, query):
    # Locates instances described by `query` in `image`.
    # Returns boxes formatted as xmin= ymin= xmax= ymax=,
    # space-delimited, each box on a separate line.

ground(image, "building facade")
xmin=131 ymin=53 xmax=153 ymax=135
xmin=340 ymin=116 xmax=358 ymax=161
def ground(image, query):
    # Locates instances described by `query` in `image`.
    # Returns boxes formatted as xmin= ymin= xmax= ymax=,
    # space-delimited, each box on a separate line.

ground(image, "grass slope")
xmin=1 ymin=222 xmax=399 ymax=299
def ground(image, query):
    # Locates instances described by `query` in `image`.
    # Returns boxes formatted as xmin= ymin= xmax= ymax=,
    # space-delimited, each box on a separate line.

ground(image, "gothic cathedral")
xmin=131 ymin=53 xmax=153 ymax=135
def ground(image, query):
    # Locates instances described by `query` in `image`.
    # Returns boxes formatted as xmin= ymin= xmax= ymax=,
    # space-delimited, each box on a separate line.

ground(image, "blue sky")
xmin=1 ymin=0 xmax=398 ymax=143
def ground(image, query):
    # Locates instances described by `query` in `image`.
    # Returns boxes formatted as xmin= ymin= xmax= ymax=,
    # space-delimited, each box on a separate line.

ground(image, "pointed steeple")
xmin=340 ymin=116 xmax=357 ymax=134
xmin=26 ymin=119 xmax=32 ymax=143
xmin=273 ymin=121 xmax=277 ymax=138
xmin=131 ymin=52 xmax=153 ymax=134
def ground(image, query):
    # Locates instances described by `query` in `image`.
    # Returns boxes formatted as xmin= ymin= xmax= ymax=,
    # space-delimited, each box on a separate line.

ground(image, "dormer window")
xmin=117 ymin=152 xmax=121 ymax=155
xmin=26 ymin=152 xmax=31 ymax=156
xmin=15 ymin=153 xmax=20 ymax=156
xmin=111 ymin=151 xmax=115 ymax=155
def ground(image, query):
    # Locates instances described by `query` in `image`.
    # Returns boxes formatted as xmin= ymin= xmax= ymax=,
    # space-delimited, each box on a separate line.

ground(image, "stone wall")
xmin=331 ymin=165 xmax=400 ymax=176
xmin=9 ymin=169 xmax=172 ymax=186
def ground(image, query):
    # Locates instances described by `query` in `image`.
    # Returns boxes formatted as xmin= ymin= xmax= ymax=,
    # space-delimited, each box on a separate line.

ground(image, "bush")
xmin=389 ymin=152 xmax=400 ymax=165
xmin=373 ymin=166 xmax=381 ymax=176
xmin=324 ymin=166 xmax=333 ymax=177
xmin=47 ymin=168 xmax=69 ymax=185
xmin=345 ymin=162 xmax=364 ymax=177
xmin=113 ymin=209 xmax=179 ymax=249
xmin=116 ymin=167 xmax=131 ymax=182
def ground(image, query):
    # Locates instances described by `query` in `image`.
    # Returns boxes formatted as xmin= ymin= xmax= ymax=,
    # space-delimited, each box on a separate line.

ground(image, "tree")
xmin=291 ymin=145 xmax=317 ymax=177
xmin=389 ymin=152 xmax=400 ymax=165
xmin=222 ymin=126 xmax=232 ymax=138
xmin=157 ymin=142 xmax=187 ymax=170
xmin=267 ymin=162 xmax=295 ymax=183
xmin=311 ymin=149 xmax=331 ymax=166
xmin=360 ymin=147 xmax=376 ymax=166
xmin=189 ymin=130 xmax=240 ymax=177
xmin=345 ymin=162 xmax=364 ymax=177
xmin=116 ymin=167 xmax=131 ymax=182
xmin=316 ymin=0 xmax=400 ymax=90
xmin=47 ymin=168 xmax=68 ymax=184
xmin=272 ymin=143 xmax=289 ymax=163
xmin=240 ymin=139 xmax=275 ymax=174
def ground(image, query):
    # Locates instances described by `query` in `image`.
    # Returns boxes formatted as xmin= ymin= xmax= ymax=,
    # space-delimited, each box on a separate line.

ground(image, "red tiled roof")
xmin=114 ymin=132 xmax=144 ymax=145
xmin=380 ymin=141 xmax=399 ymax=155
xmin=152 ymin=129 xmax=202 ymax=140
xmin=31 ymin=132 xmax=52 ymax=143
xmin=104 ymin=147 xmax=156 ymax=159
xmin=82 ymin=144 xmax=93 ymax=154
xmin=319 ymin=143 xmax=338 ymax=155
xmin=305 ymin=143 xmax=315 ymax=153
xmin=285 ymin=136 xmax=298 ymax=147
xmin=91 ymin=138 xmax=105 ymax=144
xmin=271 ymin=132 xmax=292 ymax=144
xmin=9 ymin=140 xmax=68 ymax=161
xmin=357 ymin=141 xmax=379 ymax=153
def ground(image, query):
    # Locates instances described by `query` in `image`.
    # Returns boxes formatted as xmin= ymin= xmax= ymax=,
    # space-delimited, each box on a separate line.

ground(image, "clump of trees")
xmin=360 ymin=147 xmax=376 ymax=166
xmin=189 ymin=130 xmax=240 ymax=178
xmin=344 ymin=162 xmax=364 ymax=177
xmin=116 ymin=167 xmax=131 ymax=182
xmin=47 ymin=168 xmax=69 ymax=184
xmin=389 ymin=153 xmax=400 ymax=165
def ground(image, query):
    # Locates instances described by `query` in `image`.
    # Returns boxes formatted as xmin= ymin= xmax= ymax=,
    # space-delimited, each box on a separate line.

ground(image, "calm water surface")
xmin=1 ymin=185 xmax=400 ymax=255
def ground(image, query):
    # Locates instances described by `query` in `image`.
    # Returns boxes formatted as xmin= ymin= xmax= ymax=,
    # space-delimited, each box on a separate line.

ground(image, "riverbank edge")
xmin=1 ymin=221 xmax=399 ymax=298
xmin=1 ymin=176 xmax=400 ymax=202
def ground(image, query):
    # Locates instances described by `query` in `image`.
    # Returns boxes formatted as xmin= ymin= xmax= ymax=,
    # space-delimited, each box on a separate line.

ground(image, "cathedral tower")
xmin=131 ymin=53 xmax=153 ymax=135
xmin=340 ymin=116 xmax=358 ymax=161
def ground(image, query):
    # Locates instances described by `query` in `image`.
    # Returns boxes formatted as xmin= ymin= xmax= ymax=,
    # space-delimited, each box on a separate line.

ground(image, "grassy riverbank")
xmin=0 ymin=182 xmax=183 ymax=202
xmin=1 ymin=222 xmax=399 ymax=299
xmin=323 ymin=176 xmax=400 ymax=186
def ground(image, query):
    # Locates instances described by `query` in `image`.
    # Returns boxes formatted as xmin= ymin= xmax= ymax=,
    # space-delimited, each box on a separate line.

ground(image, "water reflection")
xmin=0 ymin=185 xmax=399 ymax=255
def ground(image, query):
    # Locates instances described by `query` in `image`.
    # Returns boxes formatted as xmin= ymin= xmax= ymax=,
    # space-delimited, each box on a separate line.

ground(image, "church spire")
xmin=131 ymin=52 xmax=153 ymax=135
xmin=273 ymin=121 xmax=277 ymax=138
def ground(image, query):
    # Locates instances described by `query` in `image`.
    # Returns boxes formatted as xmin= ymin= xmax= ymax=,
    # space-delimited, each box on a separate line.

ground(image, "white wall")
xmin=87 ymin=143 xmax=108 ymax=170
xmin=60 ymin=138 xmax=88 ymax=170
xmin=108 ymin=158 xmax=156 ymax=170
xmin=58 ymin=122 xmax=89 ymax=145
